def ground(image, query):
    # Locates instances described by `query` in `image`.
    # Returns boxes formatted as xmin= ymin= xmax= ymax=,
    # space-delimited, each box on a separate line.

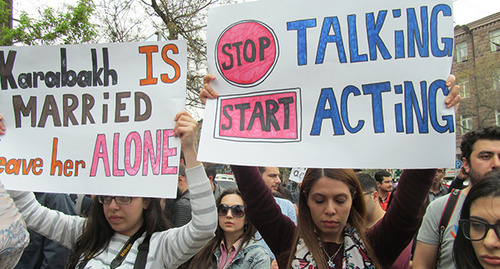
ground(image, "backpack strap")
xmin=436 ymin=189 xmax=461 ymax=267
xmin=133 ymin=233 xmax=152 ymax=269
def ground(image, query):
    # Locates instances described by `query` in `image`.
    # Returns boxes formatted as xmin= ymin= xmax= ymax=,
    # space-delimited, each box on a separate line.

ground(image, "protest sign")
xmin=289 ymin=167 xmax=308 ymax=183
xmin=198 ymin=0 xmax=456 ymax=168
xmin=0 ymin=41 xmax=186 ymax=198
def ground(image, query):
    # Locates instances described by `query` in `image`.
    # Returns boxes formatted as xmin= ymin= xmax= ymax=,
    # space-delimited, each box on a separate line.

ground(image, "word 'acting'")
xmin=13 ymin=91 xmax=151 ymax=128
xmin=90 ymin=129 xmax=178 ymax=177
xmin=217 ymin=90 xmax=300 ymax=141
xmin=311 ymin=80 xmax=454 ymax=135
xmin=287 ymin=5 xmax=452 ymax=65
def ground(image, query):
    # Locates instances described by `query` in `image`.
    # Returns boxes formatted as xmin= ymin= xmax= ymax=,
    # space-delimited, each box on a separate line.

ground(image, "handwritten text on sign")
xmin=0 ymin=42 xmax=186 ymax=197
xmin=199 ymin=0 xmax=456 ymax=168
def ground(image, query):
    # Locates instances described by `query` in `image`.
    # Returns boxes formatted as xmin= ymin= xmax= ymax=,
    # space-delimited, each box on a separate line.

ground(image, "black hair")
xmin=204 ymin=163 xmax=217 ymax=180
xmin=460 ymin=126 xmax=500 ymax=162
xmin=453 ymin=172 xmax=500 ymax=269
xmin=356 ymin=173 xmax=378 ymax=192
xmin=374 ymin=170 xmax=392 ymax=184
xmin=67 ymin=197 xmax=170 ymax=268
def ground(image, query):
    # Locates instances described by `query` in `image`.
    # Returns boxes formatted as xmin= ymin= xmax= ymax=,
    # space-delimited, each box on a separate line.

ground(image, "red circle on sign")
xmin=216 ymin=20 xmax=278 ymax=87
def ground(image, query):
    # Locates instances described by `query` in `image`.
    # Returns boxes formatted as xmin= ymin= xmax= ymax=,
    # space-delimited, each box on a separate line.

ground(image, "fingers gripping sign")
xmin=200 ymin=74 xmax=218 ymax=106
xmin=174 ymin=111 xmax=201 ymax=169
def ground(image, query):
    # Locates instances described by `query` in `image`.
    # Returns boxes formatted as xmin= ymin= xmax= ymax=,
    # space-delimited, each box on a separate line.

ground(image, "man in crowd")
xmin=374 ymin=170 xmax=393 ymax=210
xmin=357 ymin=173 xmax=413 ymax=269
xmin=413 ymin=126 xmax=500 ymax=268
xmin=170 ymin=163 xmax=191 ymax=227
xmin=204 ymin=163 xmax=225 ymax=199
xmin=427 ymin=168 xmax=449 ymax=206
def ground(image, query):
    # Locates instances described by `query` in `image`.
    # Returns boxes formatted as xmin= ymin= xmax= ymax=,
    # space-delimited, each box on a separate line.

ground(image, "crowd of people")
xmin=0 ymin=72 xmax=499 ymax=269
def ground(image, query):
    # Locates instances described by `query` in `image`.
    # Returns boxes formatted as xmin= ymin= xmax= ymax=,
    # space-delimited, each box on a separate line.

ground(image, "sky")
xmin=14 ymin=0 xmax=500 ymax=28
xmin=453 ymin=0 xmax=500 ymax=25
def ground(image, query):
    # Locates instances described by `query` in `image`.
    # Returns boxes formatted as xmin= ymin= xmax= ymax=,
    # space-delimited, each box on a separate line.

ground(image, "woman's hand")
xmin=0 ymin=115 xmax=5 ymax=135
xmin=199 ymin=74 xmax=218 ymax=105
xmin=444 ymin=74 xmax=461 ymax=110
xmin=173 ymin=110 xmax=200 ymax=168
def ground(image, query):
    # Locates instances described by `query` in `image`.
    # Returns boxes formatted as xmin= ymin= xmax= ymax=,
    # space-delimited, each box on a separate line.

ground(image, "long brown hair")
xmin=286 ymin=168 xmax=380 ymax=269
xmin=189 ymin=189 xmax=257 ymax=268
xmin=67 ymin=197 xmax=170 ymax=268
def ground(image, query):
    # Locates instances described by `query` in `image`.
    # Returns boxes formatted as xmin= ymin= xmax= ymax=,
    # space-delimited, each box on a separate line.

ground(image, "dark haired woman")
xmin=7 ymin=111 xmax=217 ymax=268
xmin=453 ymin=173 xmax=500 ymax=269
xmin=190 ymin=189 xmax=270 ymax=268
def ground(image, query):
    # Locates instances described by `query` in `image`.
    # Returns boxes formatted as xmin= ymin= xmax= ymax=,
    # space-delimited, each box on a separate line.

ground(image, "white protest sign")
xmin=0 ymin=41 xmax=186 ymax=198
xmin=289 ymin=167 xmax=308 ymax=183
xmin=198 ymin=0 xmax=456 ymax=169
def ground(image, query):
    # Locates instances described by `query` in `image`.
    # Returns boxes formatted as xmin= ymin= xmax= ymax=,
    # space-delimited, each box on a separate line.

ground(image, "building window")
xmin=456 ymin=42 xmax=468 ymax=62
xmin=460 ymin=81 xmax=470 ymax=98
xmin=495 ymin=70 xmax=500 ymax=91
xmin=491 ymin=29 xmax=500 ymax=52
xmin=497 ymin=111 xmax=500 ymax=126
xmin=460 ymin=115 xmax=472 ymax=134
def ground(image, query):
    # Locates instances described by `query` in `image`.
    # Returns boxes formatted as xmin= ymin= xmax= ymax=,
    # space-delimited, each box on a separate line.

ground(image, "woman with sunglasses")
xmin=453 ymin=173 xmax=500 ymax=269
xmin=189 ymin=189 xmax=270 ymax=268
xmin=6 ymin=111 xmax=217 ymax=268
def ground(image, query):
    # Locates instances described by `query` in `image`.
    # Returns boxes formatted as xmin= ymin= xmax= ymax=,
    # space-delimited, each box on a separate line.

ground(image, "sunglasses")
xmin=217 ymin=204 xmax=245 ymax=218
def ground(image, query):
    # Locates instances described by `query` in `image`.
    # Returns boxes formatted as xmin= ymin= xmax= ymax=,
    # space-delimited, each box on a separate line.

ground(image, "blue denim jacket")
xmin=213 ymin=238 xmax=271 ymax=269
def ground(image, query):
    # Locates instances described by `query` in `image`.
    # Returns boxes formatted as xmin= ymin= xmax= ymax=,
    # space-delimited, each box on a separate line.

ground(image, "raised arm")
xmin=153 ymin=111 xmax=217 ymax=268
xmin=367 ymin=169 xmax=436 ymax=268
xmin=231 ymin=165 xmax=296 ymax=259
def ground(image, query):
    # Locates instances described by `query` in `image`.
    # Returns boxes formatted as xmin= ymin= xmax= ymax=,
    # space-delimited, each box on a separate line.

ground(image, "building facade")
xmin=452 ymin=12 xmax=500 ymax=156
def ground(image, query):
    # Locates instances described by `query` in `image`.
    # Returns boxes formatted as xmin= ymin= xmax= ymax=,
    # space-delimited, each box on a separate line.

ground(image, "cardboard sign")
xmin=199 ymin=0 xmax=456 ymax=168
xmin=289 ymin=167 xmax=308 ymax=183
xmin=0 ymin=41 xmax=186 ymax=198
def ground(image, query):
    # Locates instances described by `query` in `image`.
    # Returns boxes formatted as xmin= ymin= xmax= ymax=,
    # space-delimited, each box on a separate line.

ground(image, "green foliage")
xmin=0 ymin=0 xmax=98 ymax=46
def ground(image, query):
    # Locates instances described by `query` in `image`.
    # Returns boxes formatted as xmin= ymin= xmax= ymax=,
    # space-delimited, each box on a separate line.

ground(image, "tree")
xmin=0 ymin=0 xmax=97 ymax=46
xmin=95 ymin=0 xmax=148 ymax=43
xmin=143 ymin=0 xmax=235 ymax=112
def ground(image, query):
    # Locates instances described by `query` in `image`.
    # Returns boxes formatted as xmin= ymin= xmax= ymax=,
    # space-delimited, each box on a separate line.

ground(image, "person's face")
xmin=463 ymin=140 xmax=500 ymax=184
xmin=470 ymin=196 xmax=500 ymax=268
xmin=307 ymin=177 xmax=352 ymax=243
xmin=378 ymin=176 xmax=393 ymax=192
xmin=262 ymin=167 xmax=281 ymax=192
xmin=434 ymin=168 xmax=446 ymax=184
xmin=103 ymin=197 xmax=149 ymax=236
xmin=218 ymin=194 xmax=246 ymax=237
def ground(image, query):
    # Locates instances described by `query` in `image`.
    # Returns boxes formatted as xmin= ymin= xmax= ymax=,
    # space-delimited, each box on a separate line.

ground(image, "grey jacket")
xmin=213 ymin=238 xmax=270 ymax=269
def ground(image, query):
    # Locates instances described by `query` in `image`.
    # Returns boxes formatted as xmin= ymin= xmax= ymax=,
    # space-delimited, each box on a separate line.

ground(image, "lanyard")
xmin=78 ymin=226 xmax=146 ymax=269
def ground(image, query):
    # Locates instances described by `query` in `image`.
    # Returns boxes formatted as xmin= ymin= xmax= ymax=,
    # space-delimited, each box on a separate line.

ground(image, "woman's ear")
xmin=143 ymin=199 xmax=151 ymax=210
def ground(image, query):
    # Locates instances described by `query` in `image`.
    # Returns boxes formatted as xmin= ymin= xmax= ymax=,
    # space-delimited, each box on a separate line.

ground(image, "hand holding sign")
xmin=200 ymin=74 xmax=219 ymax=105
xmin=174 ymin=110 xmax=201 ymax=169
xmin=444 ymin=74 xmax=461 ymax=110
xmin=0 ymin=115 xmax=5 ymax=136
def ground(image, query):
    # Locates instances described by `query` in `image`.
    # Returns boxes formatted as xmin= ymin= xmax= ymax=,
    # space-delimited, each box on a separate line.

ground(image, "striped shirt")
xmin=9 ymin=165 xmax=217 ymax=268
